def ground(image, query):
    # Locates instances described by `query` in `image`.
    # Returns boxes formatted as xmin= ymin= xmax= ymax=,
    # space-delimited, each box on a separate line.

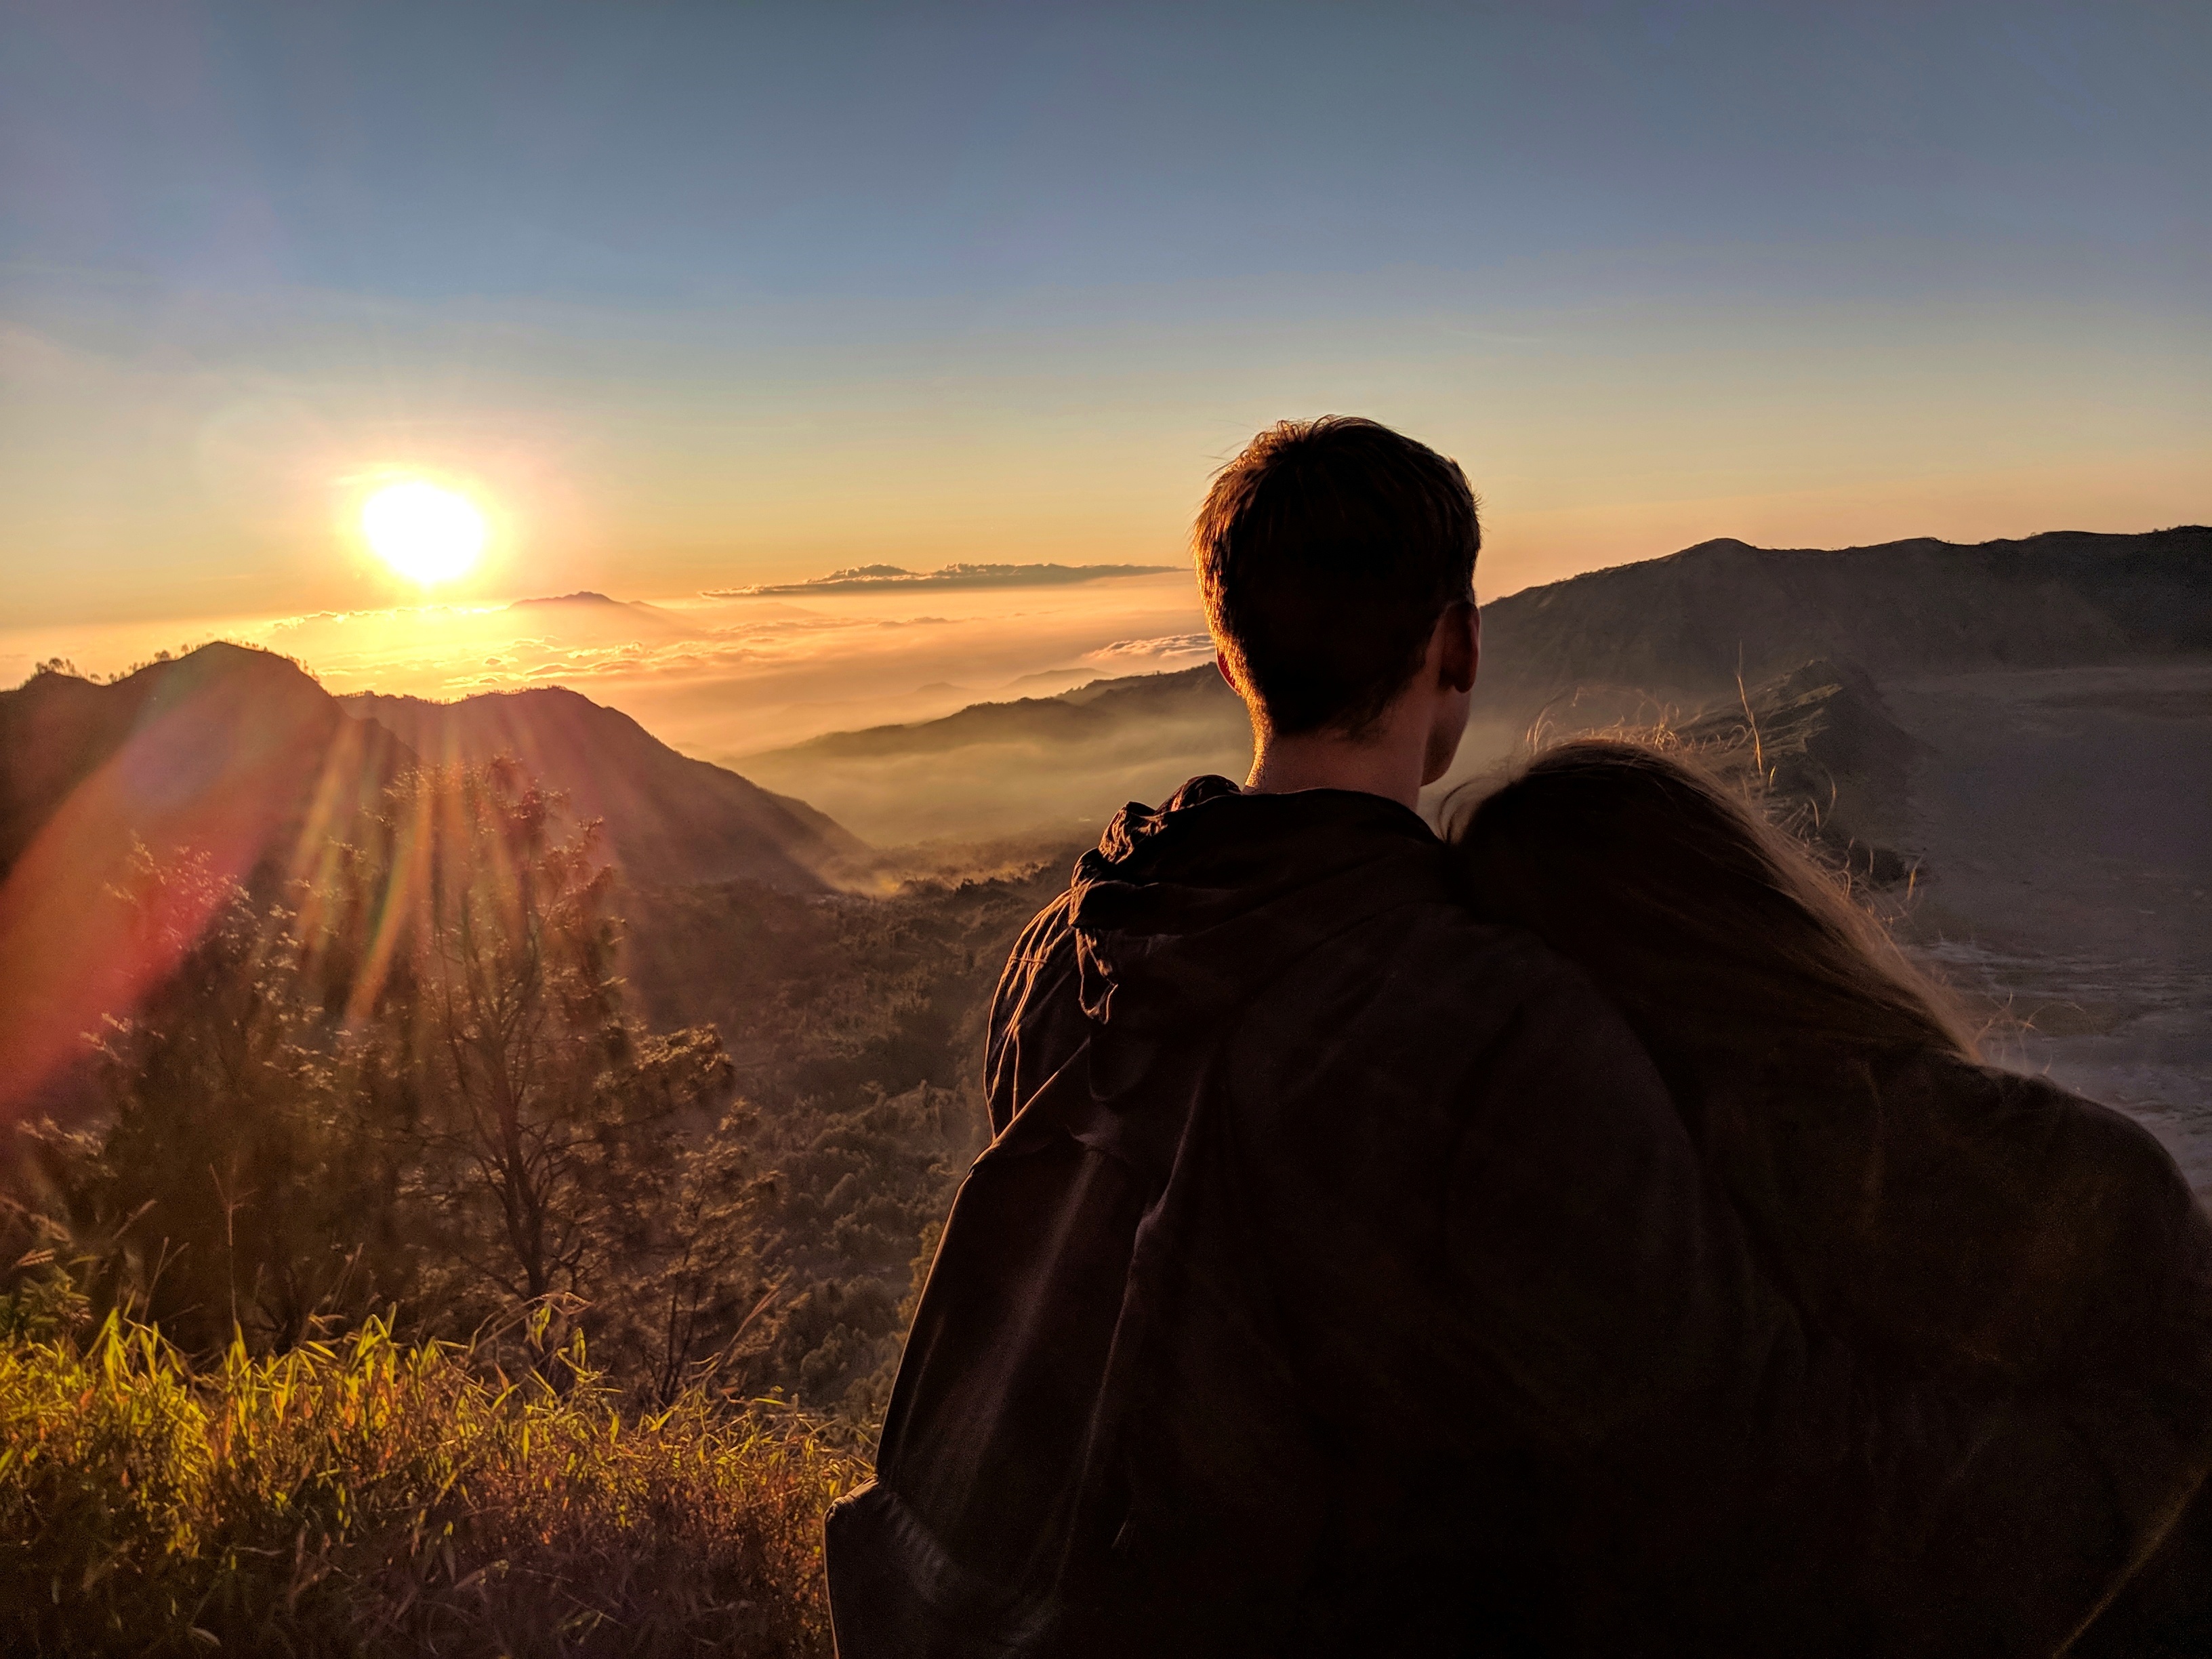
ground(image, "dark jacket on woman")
xmin=825 ymin=779 xmax=2200 ymax=1656
xmin=1675 ymin=1044 xmax=2212 ymax=1654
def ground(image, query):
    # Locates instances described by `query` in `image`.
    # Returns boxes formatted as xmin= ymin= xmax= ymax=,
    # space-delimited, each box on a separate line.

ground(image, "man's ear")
xmin=1438 ymin=600 xmax=1479 ymax=694
xmin=1215 ymin=649 xmax=1242 ymax=694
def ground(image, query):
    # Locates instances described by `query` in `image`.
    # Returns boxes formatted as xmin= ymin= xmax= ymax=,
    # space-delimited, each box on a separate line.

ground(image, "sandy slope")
xmin=1884 ymin=663 xmax=2212 ymax=1195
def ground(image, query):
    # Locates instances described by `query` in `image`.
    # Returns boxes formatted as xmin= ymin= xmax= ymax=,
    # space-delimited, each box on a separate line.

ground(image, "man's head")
xmin=1195 ymin=416 xmax=1480 ymax=785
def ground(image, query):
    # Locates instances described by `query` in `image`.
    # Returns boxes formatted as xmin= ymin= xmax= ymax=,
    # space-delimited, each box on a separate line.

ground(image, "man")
xmin=827 ymin=418 xmax=2179 ymax=1656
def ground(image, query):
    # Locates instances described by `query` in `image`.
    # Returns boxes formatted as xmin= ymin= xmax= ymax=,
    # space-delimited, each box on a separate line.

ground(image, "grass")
xmin=0 ymin=1298 xmax=866 ymax=1657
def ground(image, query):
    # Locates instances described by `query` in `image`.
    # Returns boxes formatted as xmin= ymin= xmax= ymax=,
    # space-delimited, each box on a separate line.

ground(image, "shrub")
xmin=0 ymin=1311 xmax=864 ymax=1656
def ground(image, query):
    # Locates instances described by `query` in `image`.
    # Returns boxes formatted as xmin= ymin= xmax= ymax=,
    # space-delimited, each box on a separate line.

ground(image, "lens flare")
xmin=362 ymin=480 xmax=486 ymax=586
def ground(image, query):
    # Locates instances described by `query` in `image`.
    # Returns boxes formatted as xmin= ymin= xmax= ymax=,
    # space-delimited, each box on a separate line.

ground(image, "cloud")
xmin=707 ymin=561 xmax=1177 ymax=597
xmin=1080 ymin=633 xmax=1214 ymax=668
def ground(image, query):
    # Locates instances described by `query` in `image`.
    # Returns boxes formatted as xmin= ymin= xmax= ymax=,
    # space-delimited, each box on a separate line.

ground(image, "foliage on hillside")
xmin=4 ymin=762 xmax=769 ymax=1401
xmin=0 ymin=1292 xmax=859 ymax=1658
xmin=623 ymin=853 xmax=1076 ymax=1417
xmin=0 ymin=755 xmax=1082 ymax=1654
xmin=0 ymin=753 xmax=1077 ymax=1421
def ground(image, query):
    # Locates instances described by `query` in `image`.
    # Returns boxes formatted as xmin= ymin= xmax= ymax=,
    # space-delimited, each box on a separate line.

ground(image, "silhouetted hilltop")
xmin=0 ymin=644 xmax=419 ymax=1111
xmin=342 ymin=687 xmax=869 ymax=890
xmin=0 ymin=643 xmax=867 ymax=899
xmin=0 ymin=642 xmax=412 ymax=884
xmin=0 ymin=644 xmax=871 ymax=1120
xmin=738 ymin=663 xmax=1246 ymax=842
xmin=510 ymin=590 xmax=624 ymax=608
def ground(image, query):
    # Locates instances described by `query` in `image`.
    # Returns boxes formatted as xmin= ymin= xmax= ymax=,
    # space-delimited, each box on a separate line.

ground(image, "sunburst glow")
xmin=362 ymin=480 xmax=487 ymax=586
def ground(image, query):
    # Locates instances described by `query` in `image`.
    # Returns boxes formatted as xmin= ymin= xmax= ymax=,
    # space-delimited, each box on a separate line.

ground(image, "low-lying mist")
xmin=0 ymin=569 xmax=1214 ymax=761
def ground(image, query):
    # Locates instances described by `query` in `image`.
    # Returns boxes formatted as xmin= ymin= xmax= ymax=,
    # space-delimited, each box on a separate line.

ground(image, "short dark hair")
xmin=1194 ymin=416 xmax=1479 ymax=736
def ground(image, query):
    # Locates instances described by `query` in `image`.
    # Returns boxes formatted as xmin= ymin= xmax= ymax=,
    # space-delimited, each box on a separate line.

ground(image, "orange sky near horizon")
xmin=5 ymin=413 xmax=2205 ymax=765
xmin=6 ymin=277 xmax=2207 ymax=649
xmin=5 ymin=1 xmax=2207 ymax=722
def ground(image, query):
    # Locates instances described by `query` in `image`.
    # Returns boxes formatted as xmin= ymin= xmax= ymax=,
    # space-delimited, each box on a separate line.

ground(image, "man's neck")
xmin=1242 ymin=724 xmax=1427 ymax=811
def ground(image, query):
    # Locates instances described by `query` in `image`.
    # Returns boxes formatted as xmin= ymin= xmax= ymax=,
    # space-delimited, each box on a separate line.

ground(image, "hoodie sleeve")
xmin=1442 ymin=965 xmax=2173 ymax=1656
xmin=984 ymin=894 xmax=1083 ymax=1139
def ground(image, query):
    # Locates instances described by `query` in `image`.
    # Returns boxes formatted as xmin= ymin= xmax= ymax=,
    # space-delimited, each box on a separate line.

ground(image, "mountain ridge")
xmin=735 ymin=525 xmax=2211 ymax=841
xmin=761 ymin=525 xmax=2212 ymax=758
xmin=0 ymin=647 xmax=868 ymax=899
xmin=0 ymin=642 xmax=411 ymax=885
xmin=0 ymin=644 xmax=422 ymax=1112
xmin=341 ymin=686 xmax=869 ymax=891
xmin=1478 ymin=526 xmax=2212 ymax=711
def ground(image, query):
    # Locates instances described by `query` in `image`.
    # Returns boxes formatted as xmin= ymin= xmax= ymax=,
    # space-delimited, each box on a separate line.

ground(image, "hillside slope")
xmin=344 ymin=687 xmax=869 ymax=891
xmin=0 ymin=648 xmax=868 ymax=1114
xmin=0 ymin=642 xmax=413 ymax=885
xmin=762 ymin=662 xmax=1235 ymax=763
xmin=740 ymin=665 xmax=1245 ymax=843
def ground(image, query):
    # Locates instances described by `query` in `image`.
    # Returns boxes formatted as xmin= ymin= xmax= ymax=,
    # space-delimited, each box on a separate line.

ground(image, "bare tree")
xmin=374 ymin=762 xmax=742 ymax=1370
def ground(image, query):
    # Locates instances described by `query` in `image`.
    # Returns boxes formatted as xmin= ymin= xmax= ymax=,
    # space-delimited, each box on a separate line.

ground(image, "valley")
xmin=2 ymin=524 xmax=2206 ymax=1427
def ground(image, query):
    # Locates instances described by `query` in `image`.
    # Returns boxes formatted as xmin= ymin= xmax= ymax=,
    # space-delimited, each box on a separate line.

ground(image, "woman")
xmin=1449 ymin=737 xmax=2212 ymax=1656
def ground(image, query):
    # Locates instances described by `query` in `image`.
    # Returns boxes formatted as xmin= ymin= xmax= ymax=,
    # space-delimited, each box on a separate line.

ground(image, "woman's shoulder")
xmin=1877 ymin=1049 xmax=2173 ymax=1162
xmin=1872 ymin=1047 xmax=2207 ymax=1258
xmin=1818 ymin=1046 xmax=2209 ymax=1378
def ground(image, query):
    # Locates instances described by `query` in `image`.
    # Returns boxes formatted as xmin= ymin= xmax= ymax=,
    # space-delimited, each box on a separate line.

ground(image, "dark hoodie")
xmin=828 ymin=779 xmax=2160 ymax=1657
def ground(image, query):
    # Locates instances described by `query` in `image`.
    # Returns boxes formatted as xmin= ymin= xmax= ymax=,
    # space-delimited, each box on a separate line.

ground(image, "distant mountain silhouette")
xmin=510 ymin=590 xmax=626 ymax=607
xmin=0 ymin=643 xmax=866 ymax=898
xmin=766 ymin=663 xmax=1237 ymax=762
xmin=342 ymin=687 xmax=869 ymax=890
xmin=740 ymin=526 xmax=2210 ymax=842
xmin=715 ymin=560 xmax=1177 ymax=596
xmin=504 ymin=592 xmax=697 ymax=636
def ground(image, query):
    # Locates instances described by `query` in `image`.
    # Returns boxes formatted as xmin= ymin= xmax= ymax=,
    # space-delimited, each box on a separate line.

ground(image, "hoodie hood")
xmin=1069 ymin=775 xmax=1452 ymax=1036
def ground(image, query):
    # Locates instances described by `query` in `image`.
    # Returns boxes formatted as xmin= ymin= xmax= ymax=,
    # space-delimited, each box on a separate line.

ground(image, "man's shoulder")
xmin=1006 ymin=872 xmax=1589 ymax=1011
xmin=1274 ymin=898 xmax=1663 ymax=1119
xmin=1370 ymin=892 xmax=1584 ymax=986
xmin=1054 ymin=865 xmax=1633 ymax=1078
xmin=988 ymin=889 xmax=1083 ymax=1038
xmin=1303 ymin=887 xmax=1622 ymax=1033
xmin=1003 ymin=887 xmax=1079 ymax=970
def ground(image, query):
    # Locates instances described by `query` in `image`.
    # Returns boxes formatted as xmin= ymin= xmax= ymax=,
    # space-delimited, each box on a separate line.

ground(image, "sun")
xmin=362 ymin=480 xmax=487 ymax=586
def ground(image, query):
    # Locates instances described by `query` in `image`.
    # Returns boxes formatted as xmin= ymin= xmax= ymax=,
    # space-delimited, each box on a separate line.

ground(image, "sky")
xmin=3 ymin=0 xmax=2207 ymax=746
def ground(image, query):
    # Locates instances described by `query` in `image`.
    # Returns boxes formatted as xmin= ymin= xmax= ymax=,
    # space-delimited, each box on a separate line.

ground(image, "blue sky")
xmin=3 ymin=0 xmax=2206 ymax=631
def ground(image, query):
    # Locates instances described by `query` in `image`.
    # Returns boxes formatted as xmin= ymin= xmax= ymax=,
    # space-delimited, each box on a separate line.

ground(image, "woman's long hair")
xmin=1447 ymin=739 xmax=1975 ymax=1073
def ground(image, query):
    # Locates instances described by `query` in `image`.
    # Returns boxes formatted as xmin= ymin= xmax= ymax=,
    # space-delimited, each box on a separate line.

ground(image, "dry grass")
xmin=0 ymin=1304 xmax=865 ymax=1656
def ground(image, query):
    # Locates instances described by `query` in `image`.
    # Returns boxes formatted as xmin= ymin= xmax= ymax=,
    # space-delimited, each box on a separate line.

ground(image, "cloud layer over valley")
xmin=0 ymin=567 xmax=1214 ymax=764
xmin=709 ymin=561 xmax=1179 ymax=596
